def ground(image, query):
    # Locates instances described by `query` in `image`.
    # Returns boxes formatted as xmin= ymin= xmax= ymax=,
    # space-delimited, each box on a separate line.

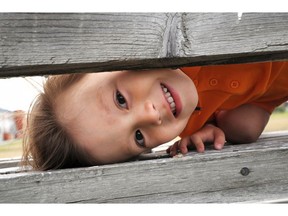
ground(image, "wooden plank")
xmin=0 ymin=133 xmax=287 ymax=203
xmin=1 ymin=13 xmax=288 ymax=77
xmin=0 ymin=157 xmax=21 ymax=169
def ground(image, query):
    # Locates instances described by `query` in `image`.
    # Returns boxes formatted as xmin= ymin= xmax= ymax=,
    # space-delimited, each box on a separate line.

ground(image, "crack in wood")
xmin=253 ymin=42 xmax=288 ymax=52
xmin=159 ymin=13 xmax=181 ymax=58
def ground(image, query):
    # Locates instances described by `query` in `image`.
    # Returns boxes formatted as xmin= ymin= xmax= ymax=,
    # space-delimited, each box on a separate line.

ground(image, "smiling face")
xmin=55 ymin=69 xmax=198 ymax=164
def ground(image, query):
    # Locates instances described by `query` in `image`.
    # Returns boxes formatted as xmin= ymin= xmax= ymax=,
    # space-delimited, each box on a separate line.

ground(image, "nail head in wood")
xmin=240 ymin=167 xmax=250 ymax=176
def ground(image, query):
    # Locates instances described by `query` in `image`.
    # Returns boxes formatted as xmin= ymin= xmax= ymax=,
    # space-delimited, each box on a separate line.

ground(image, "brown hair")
xmin=22 ymin=73 xmax=95 ymax=170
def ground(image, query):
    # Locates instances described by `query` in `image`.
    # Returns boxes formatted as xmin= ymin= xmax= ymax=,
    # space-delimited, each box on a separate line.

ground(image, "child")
xmin=22 ymin=61 xmax=288 ymax=170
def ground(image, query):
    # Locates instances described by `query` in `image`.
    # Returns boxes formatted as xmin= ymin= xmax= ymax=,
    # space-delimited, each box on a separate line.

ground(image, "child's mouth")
xmin=161 ymin=83 xmax=179 ymax=117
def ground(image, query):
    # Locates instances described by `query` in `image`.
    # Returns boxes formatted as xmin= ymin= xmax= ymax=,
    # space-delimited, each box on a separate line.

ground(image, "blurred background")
xmin=0 ymin=76 xmax=44 ymax=158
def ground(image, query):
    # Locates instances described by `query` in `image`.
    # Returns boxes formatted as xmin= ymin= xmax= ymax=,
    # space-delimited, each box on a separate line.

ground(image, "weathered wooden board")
xmin=1 ymin=13 xmax=288 ymax=204
xmin=0 ymin=132 xmax=287 ymax=203
xmin=0 ymin=157 xmax=21 ymax=169
xmin=1 ymin=13 xmax=288 ymax=77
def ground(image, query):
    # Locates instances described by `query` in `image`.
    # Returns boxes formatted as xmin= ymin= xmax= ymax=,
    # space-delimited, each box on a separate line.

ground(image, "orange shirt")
xmin=180 ymin=61 xmax=288 ymax=137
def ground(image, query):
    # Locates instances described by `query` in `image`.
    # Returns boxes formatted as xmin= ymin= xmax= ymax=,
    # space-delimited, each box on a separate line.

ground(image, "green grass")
xmin=0 ymin=139 xmax=23 ymax=159
xmin=0 ymin=111 xmax=287 ymax=159
xmin=264 ymin=111 xmax=288 ymax=132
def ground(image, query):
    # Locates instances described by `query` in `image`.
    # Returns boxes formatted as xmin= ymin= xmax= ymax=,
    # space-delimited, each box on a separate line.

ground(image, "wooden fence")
xmin=0 ymin=13 xmax=288 ymax=203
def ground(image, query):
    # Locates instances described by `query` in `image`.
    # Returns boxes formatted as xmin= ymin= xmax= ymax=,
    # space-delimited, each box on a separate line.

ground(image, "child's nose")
xmin=136 ymin=101 xmax=161 ymax=126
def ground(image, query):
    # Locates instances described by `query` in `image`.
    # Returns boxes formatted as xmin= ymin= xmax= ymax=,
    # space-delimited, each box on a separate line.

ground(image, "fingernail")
xmin=215 ymin=144 xmax=222 ymax=150
xmin=197 ymin=148 xmax=204 ymax=153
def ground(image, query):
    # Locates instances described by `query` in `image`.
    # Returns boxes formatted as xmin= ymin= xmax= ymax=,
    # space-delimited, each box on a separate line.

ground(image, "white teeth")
xmin=167 ymin=96 xmax=174 ymax=103
xmin=161 ymin=84 xmax=176 ymax=115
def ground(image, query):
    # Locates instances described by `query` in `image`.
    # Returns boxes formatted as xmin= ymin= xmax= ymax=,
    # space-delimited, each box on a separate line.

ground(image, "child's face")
xmin=56 ymin=69 xmax=198 ymax=164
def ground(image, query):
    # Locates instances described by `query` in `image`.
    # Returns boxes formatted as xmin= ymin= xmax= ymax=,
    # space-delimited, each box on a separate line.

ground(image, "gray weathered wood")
xmin=0 ymin=157 xmax=21 ymax=168
xmin=1 ymin=13 xmax=288 ymax=204
xmin=0 ymin=132 xmax=287 ymax=203
xmin=1 ymin=13 xmax=288 ymax=77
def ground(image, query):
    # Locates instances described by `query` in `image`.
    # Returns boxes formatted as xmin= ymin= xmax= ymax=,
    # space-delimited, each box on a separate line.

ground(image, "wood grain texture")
xmin=1 ymin=13 xmax=288 ymax=203
xmin=1 ymin=13 xmax=288 ymax=77
xmin=0 ymin=132 xmax=287 ymax=203
xmin=0 ymin=157 xmax=21 ymax=169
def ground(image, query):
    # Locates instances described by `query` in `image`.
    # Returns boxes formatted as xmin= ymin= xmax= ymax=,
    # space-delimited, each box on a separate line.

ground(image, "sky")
xmin=0 ymin=77 xmax=44 ymax=112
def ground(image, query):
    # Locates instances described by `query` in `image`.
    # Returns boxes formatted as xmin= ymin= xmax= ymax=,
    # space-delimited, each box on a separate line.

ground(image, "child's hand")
xmin=166 ymin=124 xmax=226 ymax=156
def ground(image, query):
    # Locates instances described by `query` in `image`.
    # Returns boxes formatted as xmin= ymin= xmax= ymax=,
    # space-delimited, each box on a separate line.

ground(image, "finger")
xmin=166 ymin=144 xmax=176 ymax=154
xmin=213 ymin=128 xmax=226 ymax=150
xmin=189 ymin=135 xmax=205 ymax=153
xmin=168 ymin=141 xmax=180 ymax=156
xmin=178 ymin=139 xmax=188 ymax=154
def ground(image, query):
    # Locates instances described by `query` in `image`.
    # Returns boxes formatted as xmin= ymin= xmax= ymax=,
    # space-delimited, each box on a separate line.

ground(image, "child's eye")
xmin=135 ymin=130 xmax=146 ymax=148
xmin=116 ymin=90 xmax=128 ymax=109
